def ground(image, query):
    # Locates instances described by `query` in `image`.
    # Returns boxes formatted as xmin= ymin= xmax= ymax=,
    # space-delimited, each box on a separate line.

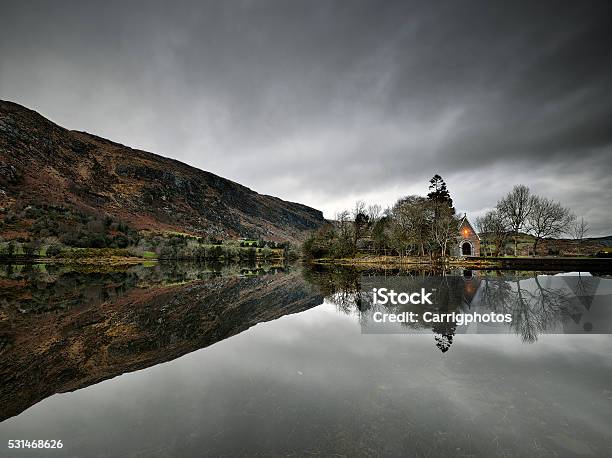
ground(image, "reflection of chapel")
xmin=457 ymin=214 xmax=480 ymax=257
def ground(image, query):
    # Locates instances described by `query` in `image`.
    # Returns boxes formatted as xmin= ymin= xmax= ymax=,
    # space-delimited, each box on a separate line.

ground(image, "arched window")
xmin=461 ymin=242 xmax=472 ymax=256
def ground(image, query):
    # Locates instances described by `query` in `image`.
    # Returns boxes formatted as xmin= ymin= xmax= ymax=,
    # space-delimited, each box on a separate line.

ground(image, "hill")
xmin=0 ymin=100 xmax=325 ymax=244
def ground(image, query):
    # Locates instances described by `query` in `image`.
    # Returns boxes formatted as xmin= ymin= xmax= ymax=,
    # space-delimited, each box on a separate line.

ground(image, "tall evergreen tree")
xmin=427 ymin=174 xmax=454 ymax=212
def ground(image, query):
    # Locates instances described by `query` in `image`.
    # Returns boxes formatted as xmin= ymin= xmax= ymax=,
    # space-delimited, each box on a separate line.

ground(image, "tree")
xmin=302 ymin=228 xmax=331 ymax=259
xmin=476 ymin=210 xmax=509 ymax=256
xmin=391 ymin=196 xmax=433 ymax=257
xmin=115 ymin=235 xmax=129 ymax=248
xmin=527 ymin=197 xmax=574 ymax=255
xmin=23 ymin=240 xmax=40 ymax=258
xmin=427 ymin=174 xmax=454 ymax=211
xmin=336 ymin=210 xmax=352 ymax=237
xmin=371 ymin=216 xmax=391 ymax=255
xmin=6 ymin=241 xmax=15 ymax=257
xmin=366 ymin=204 xmax=382 ymax=223
xmin=432 ymin=205 xmax=459 ymax=257
xmin=497 ymin=185 xmax=536 ymax=256
xmin=427 ymin=175 xmax=456 ymax=257
xmin=46 ymin=244 xmax=63 ymax=257
xmin=334 ymin=210 xmax=354 ymax=257
xmin=352 ymin=201 xmax=369 ymax=252
xmin=569 ymin=217 xmax=590 ymax=255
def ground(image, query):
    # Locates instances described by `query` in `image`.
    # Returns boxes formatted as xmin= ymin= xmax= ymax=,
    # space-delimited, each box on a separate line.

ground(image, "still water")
xmin=0 ymin=263 xmax=611 ymax=457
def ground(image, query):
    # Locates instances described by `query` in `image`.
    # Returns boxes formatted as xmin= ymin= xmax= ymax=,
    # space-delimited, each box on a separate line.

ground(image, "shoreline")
xmin=309 ymin=255 xmax=612 ymax=271
xmin=0 ymin=255 xmax=287 ymax=266
xmin=0 ymin=256 xmax=155 ymax=266
xmin=3 ymin=254 xmax=610 ymax=271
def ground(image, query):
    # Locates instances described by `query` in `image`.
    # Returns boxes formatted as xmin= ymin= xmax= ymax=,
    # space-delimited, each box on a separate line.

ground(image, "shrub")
xmin=89 ymin=235 xmax=107 ymax=248
xmin=23 ymin=241 xmax=40 ymax=257
xmin=45 ymin=244 xmax=63 ymax=257
xmin=207 ymin=245 xmax=224 ymax=259
xmin=114 ymin=235 xmax=129 ymax=248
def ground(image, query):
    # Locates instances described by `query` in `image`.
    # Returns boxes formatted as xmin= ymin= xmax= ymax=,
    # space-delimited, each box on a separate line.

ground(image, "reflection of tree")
xmin=432 ymin=321 xmax=456 ymax=353
xmin=303 ymin=266 xmax=367 ymax=315
xmin=571 ymin=272 xmax=598 ymax=311
xmin=429 ymin=274 xmax=460 ymax=353
xmin=304 ymin=266 xmax=462 ymax=352
xmin=574 ymin=272 xmax=586 ymax=297
xmin=305 ymin=266 xmax=596 ymax=349
xmin=480 ymin=271 xmax=576 ymax=342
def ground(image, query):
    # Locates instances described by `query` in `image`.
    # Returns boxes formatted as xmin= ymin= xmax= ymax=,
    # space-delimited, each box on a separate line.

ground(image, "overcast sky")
xmin=1 ymin=0 xmax=611 ymax=234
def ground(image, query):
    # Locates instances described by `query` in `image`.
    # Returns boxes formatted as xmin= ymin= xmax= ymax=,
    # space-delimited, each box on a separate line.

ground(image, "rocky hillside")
xmin=0 ymin=100 xmax=325 ymax=242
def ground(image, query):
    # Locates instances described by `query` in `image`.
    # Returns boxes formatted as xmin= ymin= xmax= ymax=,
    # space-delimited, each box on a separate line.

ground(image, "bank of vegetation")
xmin=0 ymin=204 xmax=291 ymax=264
xmin=302 ymin=175 xmax=599 ymax=265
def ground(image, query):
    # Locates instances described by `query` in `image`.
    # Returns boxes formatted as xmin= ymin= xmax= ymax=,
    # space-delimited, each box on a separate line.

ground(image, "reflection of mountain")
xmin=0 ymin=268 xmax=322 ymax=421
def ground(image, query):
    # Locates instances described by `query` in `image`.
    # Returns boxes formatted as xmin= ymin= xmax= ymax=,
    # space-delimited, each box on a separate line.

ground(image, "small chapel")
xmin=457 ymin=214 xmax=480 ymax=257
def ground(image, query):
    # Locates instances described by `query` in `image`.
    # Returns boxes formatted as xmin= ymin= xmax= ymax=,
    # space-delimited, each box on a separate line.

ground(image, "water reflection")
xmin=478 ymin=272 xmax=598 ymax=342
xmin=0 ymin=262 xmax=322 ymax=421
xmin=0 ymin=263 xmax=611 ymax=456
xmin=1 ymin=264 xmax=611 ymax=421
xmin=0 ymin=262 xmax=287 ymax=314
xmin=304 ymin=266 xmax=612 ymax=352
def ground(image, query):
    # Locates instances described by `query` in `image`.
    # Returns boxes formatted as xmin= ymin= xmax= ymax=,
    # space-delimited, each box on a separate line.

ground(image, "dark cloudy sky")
xmin=1 ymin=0 xmax=611 ymax=234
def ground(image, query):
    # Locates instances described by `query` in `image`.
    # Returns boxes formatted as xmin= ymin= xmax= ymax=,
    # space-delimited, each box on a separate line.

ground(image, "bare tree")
xmin=475 ymin=214 xmax=491 ymax=256
xmin=476 ymin=210 xmax=509 ymax=256
xmin=527 ymin=197 xmax=575 ymax=255
xmin=570 ymin=217 xmax=590 ymax=255
xmin=497 ymin=185 xmax=536 ymax=256
xmin=333 ymin=210 xmax=354 ymax=257
xmin=351 ymin=200 xmax=369 ymax=252
xmin=432 ymin=205 xmax=459 ymax=257
xmin=366 ymin=204 xmax=382 ymax=223
xmin=352 ymin=200 xmax=367 ymax=219
xmin=335 ymin=210 xmax=352 ymax=240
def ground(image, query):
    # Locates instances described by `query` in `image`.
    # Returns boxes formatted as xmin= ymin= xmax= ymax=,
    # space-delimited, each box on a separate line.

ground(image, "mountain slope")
xmin=0 ymin=100 xmax=324 ymax=241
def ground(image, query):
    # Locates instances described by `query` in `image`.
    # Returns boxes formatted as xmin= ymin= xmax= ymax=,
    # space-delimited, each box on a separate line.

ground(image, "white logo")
xmin=371 ymin=288 xmax=434 ymax=305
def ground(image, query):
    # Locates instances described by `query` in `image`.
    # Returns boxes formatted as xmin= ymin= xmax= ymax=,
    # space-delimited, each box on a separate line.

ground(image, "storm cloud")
xmin=1 ymin=0 xmax=611 ymax=234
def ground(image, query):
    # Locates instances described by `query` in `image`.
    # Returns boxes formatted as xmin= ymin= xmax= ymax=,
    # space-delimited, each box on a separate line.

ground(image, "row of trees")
xmin=304 ymin=178 xmax=590 ymax=260
xmin=476 ymin=185 xmax=588 ymax=256
xmin=303 ymin=175 xmax=461 ymax=259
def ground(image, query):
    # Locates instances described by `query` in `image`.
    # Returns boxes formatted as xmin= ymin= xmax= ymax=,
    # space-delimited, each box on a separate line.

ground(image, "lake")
xmin=1 ymin=263 xmax=611 ymax=457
